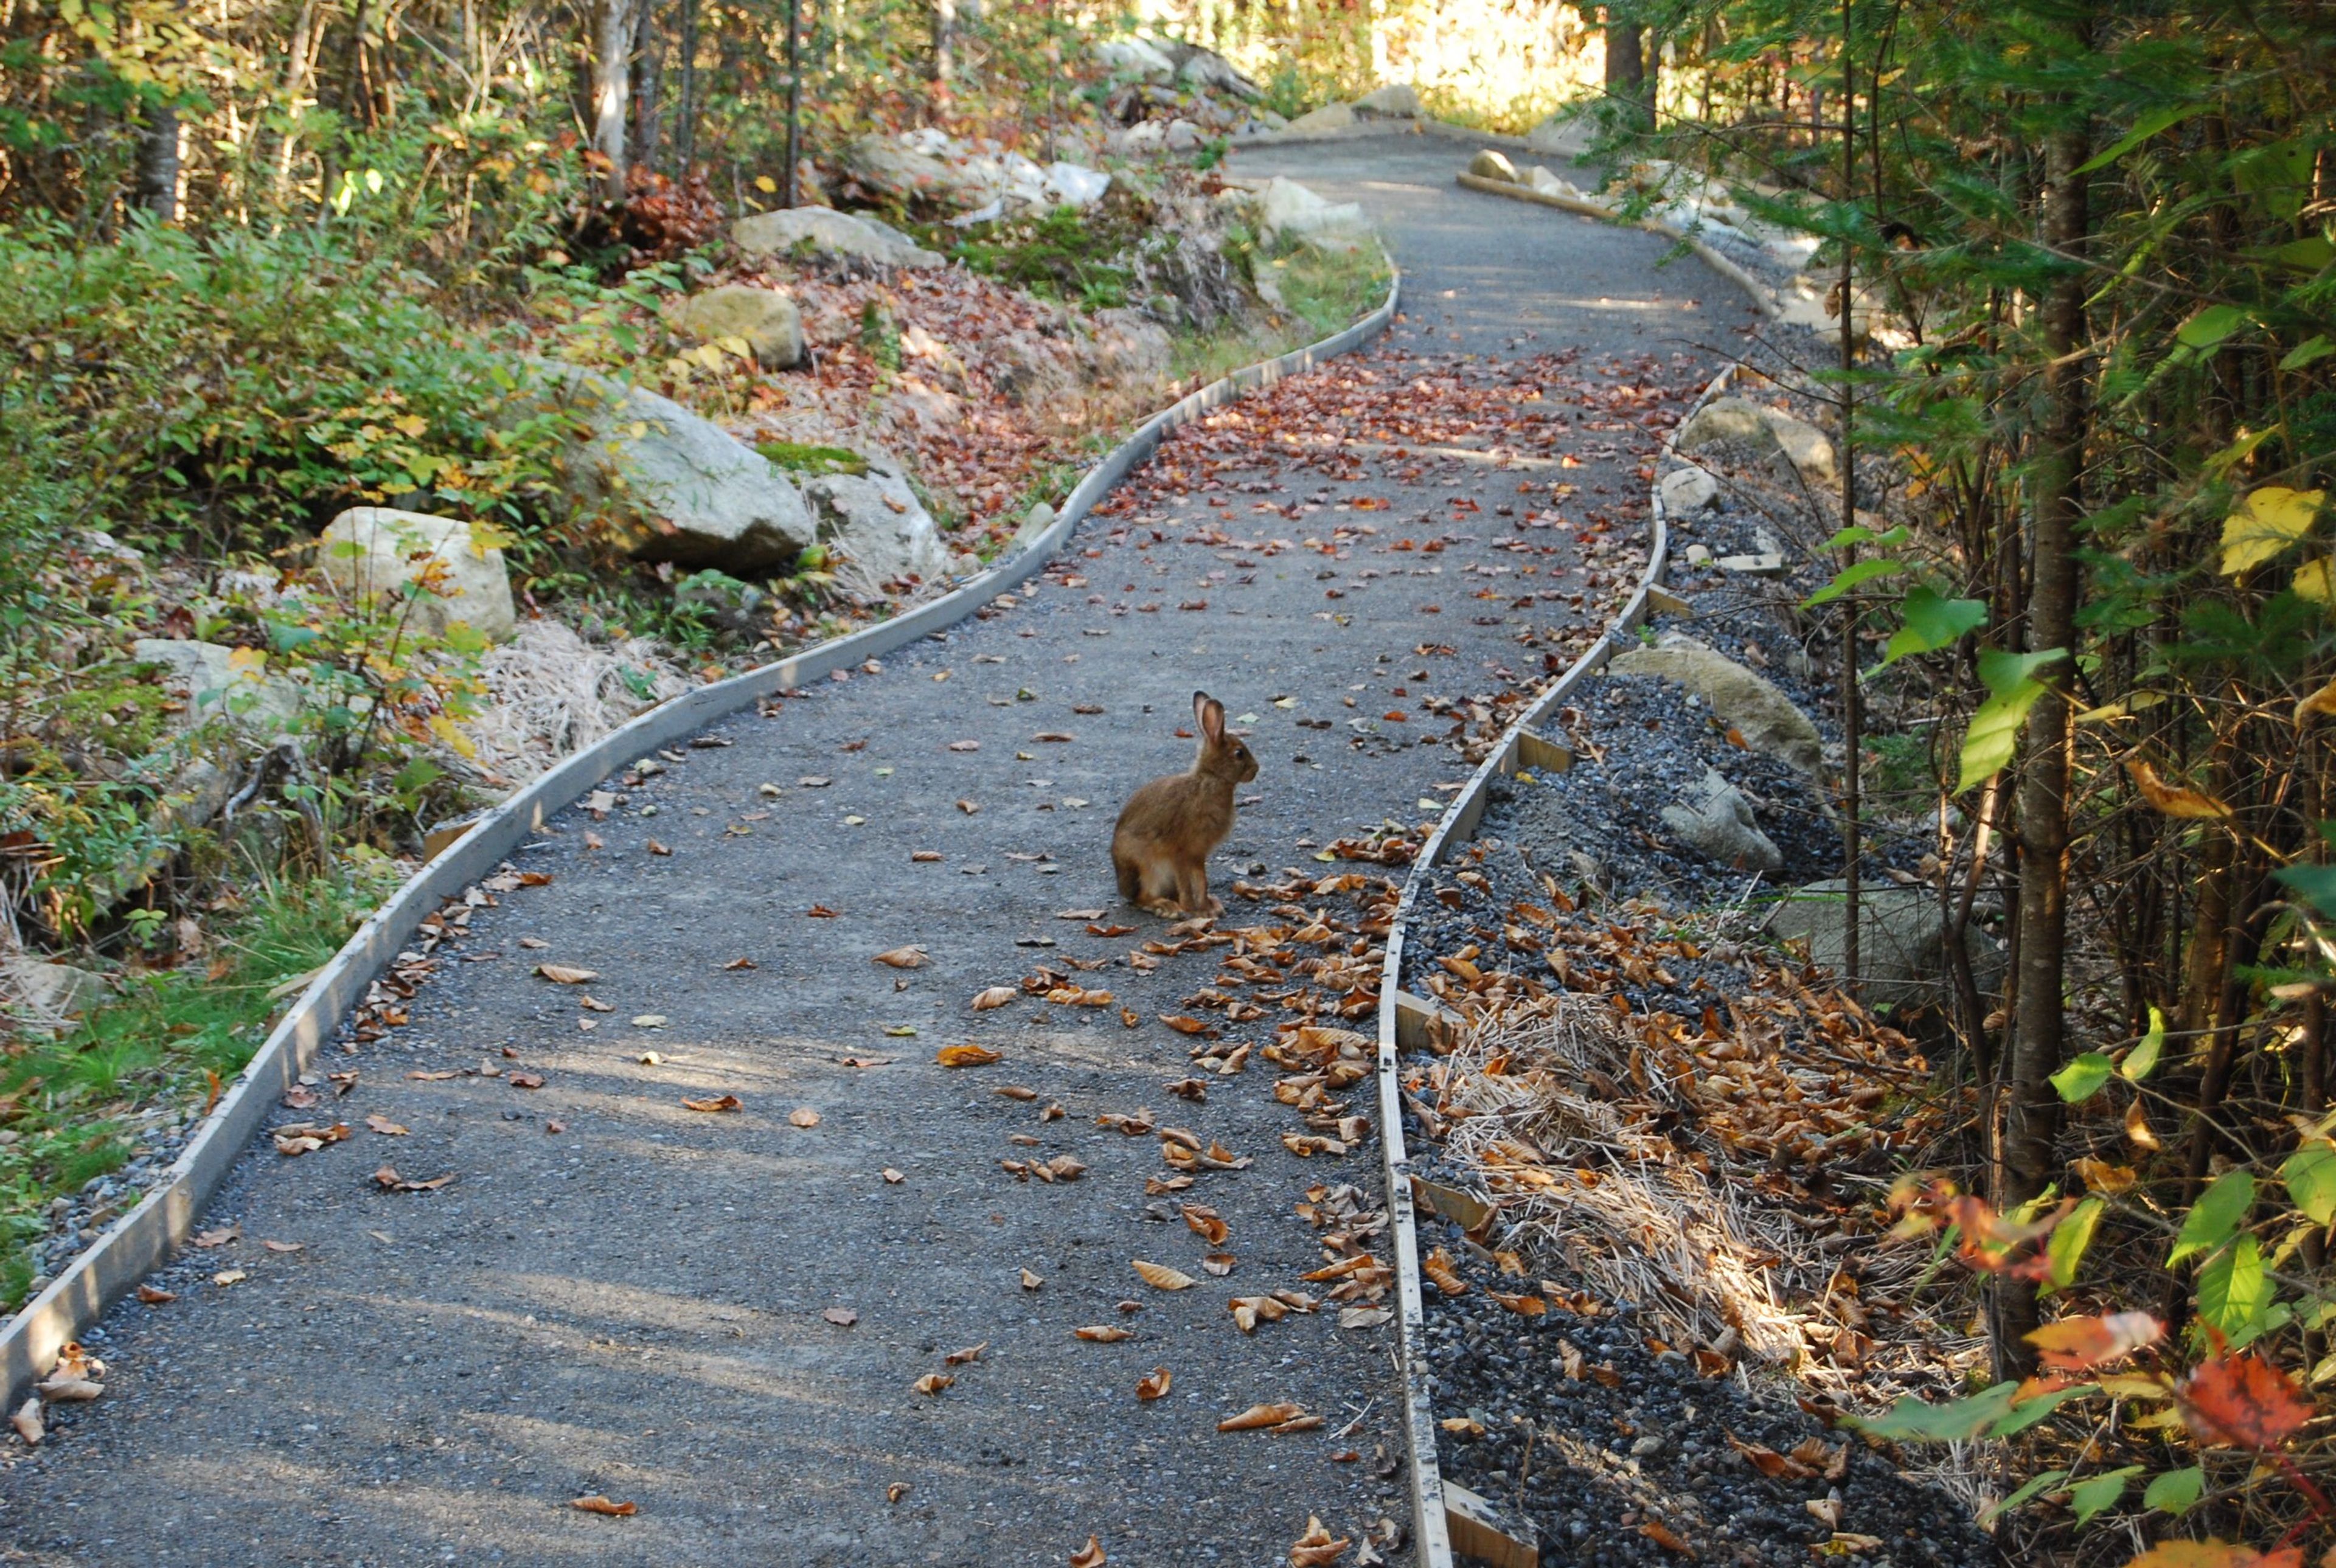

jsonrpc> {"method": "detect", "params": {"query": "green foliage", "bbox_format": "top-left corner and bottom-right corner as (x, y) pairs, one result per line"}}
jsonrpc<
(756, 441), (870, 477)
(0, 858), (400, 1309)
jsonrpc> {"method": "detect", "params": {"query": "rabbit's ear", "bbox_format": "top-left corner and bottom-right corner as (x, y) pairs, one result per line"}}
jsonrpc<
(1198, 695), (1225, 743)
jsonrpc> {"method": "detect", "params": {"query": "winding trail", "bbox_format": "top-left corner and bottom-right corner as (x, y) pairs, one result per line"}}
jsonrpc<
(0, 136), (1753, 1566)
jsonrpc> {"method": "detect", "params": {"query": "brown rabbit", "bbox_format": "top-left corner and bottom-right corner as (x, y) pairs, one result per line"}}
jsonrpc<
(1111, 692), (1258, 917)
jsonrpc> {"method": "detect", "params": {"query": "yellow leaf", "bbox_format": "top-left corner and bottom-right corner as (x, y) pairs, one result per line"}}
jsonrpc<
(2298, 676), (2336, 725)
(1132, 1259), (1196, 1291)
(2296, 558), (2333, 603)
(392, 414), (428, 439)
(717, 335), (754, 361)
(429, 714), (478, 760)
(226, 647), (267, 677)
(2218, 486), (2324, 575)
(2075, 690), (2165, 724)
(755, 175), (778, 193)
(2127, 758), (2233, 820)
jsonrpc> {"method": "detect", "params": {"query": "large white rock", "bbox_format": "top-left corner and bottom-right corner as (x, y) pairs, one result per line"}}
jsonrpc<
(1352, 83), (1421, 118)
(1675, 395), (1838, 489)
(1661, 768), (1782, 873)
(802, 460), (951, 587)
(667, 284), (804, 367)
(732, 206), (941, 269)
(1093, 36), (1176, 78)
(318, 508), (518, 642)
(1766, 878), (2007, 1007)
(1658, 467), (1720, 515)
(133, 639), (306, 732)
(1608, 633), (1824, 774)
(1525, 113), (1586, 157)
(1468, 148), (1520, 182)
(1283, 102), (1357, 134)
(1169, 43), (1262, 100)
(1258, 176), (1372, 252)
(554, 371), (816, 574)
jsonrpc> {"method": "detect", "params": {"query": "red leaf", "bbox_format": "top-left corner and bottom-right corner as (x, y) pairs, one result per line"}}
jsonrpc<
(2025, 1311), (2164, 1372)
(2180, 1352), (2315, 1450)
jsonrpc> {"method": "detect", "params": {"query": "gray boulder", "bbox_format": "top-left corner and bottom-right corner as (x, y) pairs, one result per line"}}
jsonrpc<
(1352, 83), (1421, 118)
(839, 133), (993, 213)
(1166, 43), (1262, 100)
(801, 459), (951, 586)
(133, 639), (305, 734)
(1283, 102), (1357, 134)
(1526, 113), (1587, 158)
(1258, 176), (1372, 252)
(552, 370), (816, 574)
(319, 508), (518, 642)
(1468, 148), (1520, 182)
(1608, 633), (1824, 774)
(1658, 466), (1720, 515)
(1661, 768), (1782, 873)
(668, 283), (805, 367)
(1083, 308), (1172, 390)
(1675, 395), (1838, 490)
(1765, 878), (2007, 1008)
(732, 206), (941, 269)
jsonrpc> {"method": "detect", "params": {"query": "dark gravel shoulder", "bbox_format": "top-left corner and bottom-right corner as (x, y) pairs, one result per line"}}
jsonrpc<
(0, 136), (1752, 1568)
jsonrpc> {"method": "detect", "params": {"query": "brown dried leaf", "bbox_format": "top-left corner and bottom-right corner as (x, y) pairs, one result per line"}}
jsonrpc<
(1218, 1403), (1307, 1431)
(136, 1285), (176, 1305)
(972, 986), (1018, 1010)
(1074, 1325), (1133, 1342)
(1182, 1205), (1229, 1246)
(535, 964), (597, 984)
(372, 1166), (456, 1192)
(875, 946), (930, 969)
(823, 1306), (858, 1327)
(1132, 1260), (1197, 1291)
(682, 1094), (743, 1112)
(1021, 1268), (1045, 1290)
(912, 1373), (953, 1396)
(366, 1114), (409, 1136)
(1135, 1367), (1172, 1401)
(945, 1342), (989, 1365)
(1070, 1537), (1107, 1568)
(1288, 1516), (1350, 1567)
(788, 1107), (822, 1128)
(1637, 1520), (1693, 1555)
(937, 1044), (1002, 1067)
(571, 1495), (637, 1517)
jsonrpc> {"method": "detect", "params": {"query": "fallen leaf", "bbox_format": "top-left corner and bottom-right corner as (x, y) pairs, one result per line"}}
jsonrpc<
(631, 1015), (665, 1029)
(1338, 1307), (1392, 1330)
(996, 1085), (1039, 1100)
(260, 1239), (304, 1254)
(1183, 1204), (1229, 1245)
(192, 1224), (239, 1247)
(912, 850), (944, 862)
(937, 1044), (1002, 1067)
(683, 1095), (743, 1112)
(1159, 1014), (1210, 1035)
(535, 964), (597, 984)
(1218, 1402), (1306, 1431)
(2183, 1351), (2315, 1449)
(1489, 1291), (1547, 1317)
(972, 986), (1018, 1010)
(1070, 1538), (1107, 1568)
(1289, 1516), (1350, 1566)
(875, 946), (930, 968)
(579, 996), (614, 1013)
(2026, 1311), (2164, 1372)
(366, 1114), (409, 1136)
(647, 839), (672, 855)
(372, 1166), (456, 1192)
(509, 1072), (546, 1089)
(788, 1107), (822, 1128)
(823, 1306), (859, 1327)
(213, 1269), (248, 1286)
(807, 904), (841, 918)
(1075, 1325), (1133, 1342)
(572, 1494), (637, 1517)
(11, 1398), (42, 1445)
(721, 956), (757, 970)
(945, 1342), (989, 1365)
(913, 1373), (953, 1396)
(1135, 1367), (1173, 1401)
(36, 1377), (101, 1401)
(887, 1481), (911, 1504)
(1057, 907), (1107, 921)
(1132, 1260), (1198, 1291)
(1203, 1252), (1236, 1276)
(1420, 1247), (1469, 1296)
(136, 1285), (176, 1305)
(1023, 1268), (1045, 1290)
(1638, 1520), (1693, 1555)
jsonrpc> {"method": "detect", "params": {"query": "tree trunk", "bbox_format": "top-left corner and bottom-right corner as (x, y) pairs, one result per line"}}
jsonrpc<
(593, 0), (645, 201)
(633, 0), (662, 176)
(133, 101), (181, 222)
(782, 0), (802, 207)
(677, 0), (698, 173)
(1605, 12), (1646, 124)
(931, 0), (955, 97)
(1992, 106), (2092, 1381)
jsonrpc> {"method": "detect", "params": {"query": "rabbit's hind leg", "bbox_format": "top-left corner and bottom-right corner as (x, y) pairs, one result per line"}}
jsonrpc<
(1174, 861), (1221, 918)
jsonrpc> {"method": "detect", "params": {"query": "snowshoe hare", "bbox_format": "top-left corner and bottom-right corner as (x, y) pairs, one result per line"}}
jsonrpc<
(1111, 691), (1257, 917)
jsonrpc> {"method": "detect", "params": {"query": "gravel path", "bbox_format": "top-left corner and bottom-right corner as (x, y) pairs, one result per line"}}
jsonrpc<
(0, 138), (1752, 1566)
